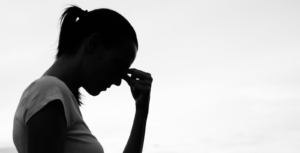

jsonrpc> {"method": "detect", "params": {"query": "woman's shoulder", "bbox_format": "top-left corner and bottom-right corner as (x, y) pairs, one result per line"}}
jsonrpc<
(26, 76), (71, 97)
(35, 76), (66, 89)
(20, 76), (75, 127)
(20, 76), (70, 107)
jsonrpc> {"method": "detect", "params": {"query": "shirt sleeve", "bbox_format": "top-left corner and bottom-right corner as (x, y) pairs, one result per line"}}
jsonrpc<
(23, 84), (73, 129)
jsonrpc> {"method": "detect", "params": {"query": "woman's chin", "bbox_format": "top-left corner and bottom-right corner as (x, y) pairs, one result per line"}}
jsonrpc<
(88, 87), (106, 96)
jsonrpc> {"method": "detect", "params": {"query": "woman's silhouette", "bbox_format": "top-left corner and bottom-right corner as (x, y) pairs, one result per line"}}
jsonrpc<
(13, 5), (152, 153)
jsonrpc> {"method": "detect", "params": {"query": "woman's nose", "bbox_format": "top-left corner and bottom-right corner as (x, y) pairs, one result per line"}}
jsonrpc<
(112, 75), (122, 86)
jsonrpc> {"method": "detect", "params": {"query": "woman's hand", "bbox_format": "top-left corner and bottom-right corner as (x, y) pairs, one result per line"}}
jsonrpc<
(122, 68), (153, 112)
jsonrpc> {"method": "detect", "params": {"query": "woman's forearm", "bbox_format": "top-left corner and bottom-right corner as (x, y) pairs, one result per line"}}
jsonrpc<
(123, 110), (148, 153)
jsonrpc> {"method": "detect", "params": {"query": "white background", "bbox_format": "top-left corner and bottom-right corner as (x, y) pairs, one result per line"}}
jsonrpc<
(0, 0), (300, 153)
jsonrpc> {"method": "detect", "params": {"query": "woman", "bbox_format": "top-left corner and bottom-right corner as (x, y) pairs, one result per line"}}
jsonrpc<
(13, 5), (153, 153)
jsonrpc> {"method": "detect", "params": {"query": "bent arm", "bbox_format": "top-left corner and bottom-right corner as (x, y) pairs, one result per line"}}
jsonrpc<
(122, 68), (152, 153)
(26, 100), (67, 153)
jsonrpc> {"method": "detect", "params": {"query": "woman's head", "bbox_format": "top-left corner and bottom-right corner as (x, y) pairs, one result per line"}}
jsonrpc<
(56, 5), (138, 103)
(57, 5), (138, 58)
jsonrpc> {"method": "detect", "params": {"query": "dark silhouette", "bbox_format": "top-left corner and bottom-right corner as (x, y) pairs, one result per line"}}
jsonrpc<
(13, 5), (152, 153)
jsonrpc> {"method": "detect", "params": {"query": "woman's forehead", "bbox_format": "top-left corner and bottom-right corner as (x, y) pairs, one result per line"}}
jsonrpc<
(113, 41), (137, 62)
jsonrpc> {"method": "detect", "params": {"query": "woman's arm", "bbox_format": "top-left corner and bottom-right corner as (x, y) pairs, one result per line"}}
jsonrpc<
(123, 109), (148, 153)
(123, 68), (152, 153)
(26, 100), (67, 153)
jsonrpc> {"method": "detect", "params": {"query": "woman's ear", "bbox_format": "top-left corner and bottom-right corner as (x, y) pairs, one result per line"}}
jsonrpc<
(87, 33), (103, 54)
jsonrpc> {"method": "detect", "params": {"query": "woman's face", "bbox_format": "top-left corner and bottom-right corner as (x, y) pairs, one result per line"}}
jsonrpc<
(81, 40), (137, 96)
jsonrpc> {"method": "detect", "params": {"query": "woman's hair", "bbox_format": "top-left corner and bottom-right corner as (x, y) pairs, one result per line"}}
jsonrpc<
(56, 5), (138, 106)
(57, 5), (138, 59)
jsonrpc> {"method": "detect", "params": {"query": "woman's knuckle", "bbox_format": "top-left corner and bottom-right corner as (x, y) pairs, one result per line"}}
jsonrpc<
(149, 77), (153, 82)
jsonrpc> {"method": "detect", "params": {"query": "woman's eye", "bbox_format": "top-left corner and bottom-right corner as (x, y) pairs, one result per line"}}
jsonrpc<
(118, 65), (126, 70)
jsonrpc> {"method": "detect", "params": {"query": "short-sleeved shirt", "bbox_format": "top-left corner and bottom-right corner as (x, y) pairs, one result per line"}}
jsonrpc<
(13, 76), (104, 153)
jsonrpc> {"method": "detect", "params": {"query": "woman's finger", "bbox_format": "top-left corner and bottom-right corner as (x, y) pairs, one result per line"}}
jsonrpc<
(128, 68), (151, 76)
(127, 68), (150, 74)
(127, 68), (137, 74)
(122, 73), (131, 85)
(134, 84), (150, 93)
(130, 80), (151, 87)
(127, 68), (152, 81)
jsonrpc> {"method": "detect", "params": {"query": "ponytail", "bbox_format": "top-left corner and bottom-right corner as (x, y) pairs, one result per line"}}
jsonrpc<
(57, 5), (87, 58)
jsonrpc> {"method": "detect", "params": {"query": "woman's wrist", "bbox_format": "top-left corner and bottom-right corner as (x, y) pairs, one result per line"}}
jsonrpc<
(136, 109), (149, 116)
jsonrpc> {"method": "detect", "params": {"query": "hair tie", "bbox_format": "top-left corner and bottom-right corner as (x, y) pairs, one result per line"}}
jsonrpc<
(78, 9), (88, 21)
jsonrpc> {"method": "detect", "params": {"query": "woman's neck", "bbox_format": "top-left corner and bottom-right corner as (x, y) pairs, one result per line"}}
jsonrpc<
(42, 56), (83, 105)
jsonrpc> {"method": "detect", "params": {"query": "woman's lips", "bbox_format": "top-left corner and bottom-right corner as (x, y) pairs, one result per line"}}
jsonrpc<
(106, 83), (111, 89)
